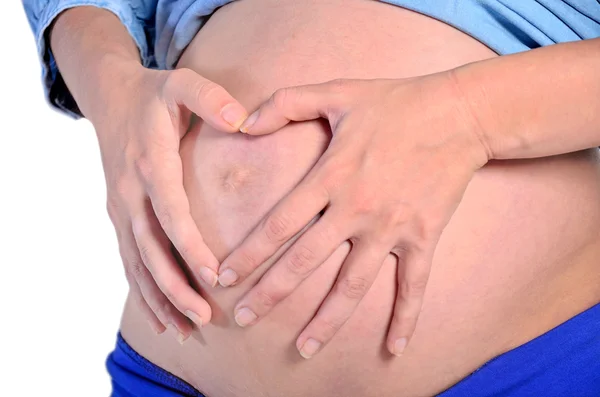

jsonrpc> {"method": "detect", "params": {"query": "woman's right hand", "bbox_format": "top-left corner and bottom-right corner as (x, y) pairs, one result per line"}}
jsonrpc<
(90, 60), (248, 341)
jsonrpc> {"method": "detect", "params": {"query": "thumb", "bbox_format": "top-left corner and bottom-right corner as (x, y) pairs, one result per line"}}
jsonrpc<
(240, 79), (351, 135)
(164, 68), (248, 132)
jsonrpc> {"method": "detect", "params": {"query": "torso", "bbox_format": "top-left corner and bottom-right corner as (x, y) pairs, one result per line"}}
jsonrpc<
(120, 1), (600, 396)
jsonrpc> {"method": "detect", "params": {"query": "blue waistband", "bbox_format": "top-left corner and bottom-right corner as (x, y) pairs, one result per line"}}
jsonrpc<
(438, 301), (600, 396)
(107, 302), (600, 397)
(107, 333), (205, 397)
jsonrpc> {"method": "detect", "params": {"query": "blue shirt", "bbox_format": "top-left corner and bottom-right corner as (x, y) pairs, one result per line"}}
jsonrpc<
(23, 0), (600, 118)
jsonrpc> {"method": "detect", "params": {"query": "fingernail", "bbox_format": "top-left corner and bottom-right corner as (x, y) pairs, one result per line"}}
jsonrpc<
(239, 110), (259, 133)
(234, 307), (257, 327)
(221, 103), (248, 129)
(299, 338), (322, 359)
(185, 310), (203, 327)
(168, 324), (188, 345)
(199, 267), (218, 287)
(393, 337), (407, 356)
(150, 321), (167, 335)
(218, 268), (239, 287)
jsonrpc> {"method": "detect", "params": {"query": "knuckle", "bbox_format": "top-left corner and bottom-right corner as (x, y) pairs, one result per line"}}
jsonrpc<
(386, 207), (412, 228)
(329, 78), (351, 94)
(318, 157), (354, 191)
(271, 87), (293, 111)
(173, 237), (193, 260)
(130, 216), (148, 240)
(346, 189), (380, 218)
(285, 245), (316, 276)
(106, 200), (118, 223)
(153, 298), (173, 323)
(254, 289), (276, 309)
(113, 175), (132, 198)
(262, 213), (292, 244)
(106, 202), (127, 230)
(121, 140), (137, 163)
(133, 291), (147, 309)
(161, 282), (178, 304)
(133, 156), (153, 183)
(350, 195), (377, 216)
(372, 210), (410, 241)
(367, 208), (413, 243)
(392, 312), (414, 329)
(316, 315), (345, 335)
(391, 245), (410, 264)
(137, 243), (152, 267)
(128, 258), (146, 279)
(163, 68), (186, 92)
(337, 276), (370, 300)
(165, 101), (179, 125)
(393, 307), (421, 329)
(411, 220), (437, 247)
(194, 80), (222, 103)
(154, 205), (174, 231)
(302, 175), (332, 205)
(401, 277), (429, 299)
(386, 209), (432, 244)
(157, 275), (180, 304)
(314, 222), (337, 245)
(238, 249), (260, 272)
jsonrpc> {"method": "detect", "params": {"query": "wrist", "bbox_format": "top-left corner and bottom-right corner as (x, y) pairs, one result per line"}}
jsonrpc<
(50, 6), (140, 63)
(84, 56), (147, 125)
(49, 6), (143, 121)
(444, 67), (494, 166)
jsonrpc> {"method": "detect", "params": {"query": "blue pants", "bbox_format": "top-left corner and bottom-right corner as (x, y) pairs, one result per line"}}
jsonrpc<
(107, 302), (600, 397)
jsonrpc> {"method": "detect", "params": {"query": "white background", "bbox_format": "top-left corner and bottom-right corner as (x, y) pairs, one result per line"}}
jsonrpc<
(1, 3), (126, 395)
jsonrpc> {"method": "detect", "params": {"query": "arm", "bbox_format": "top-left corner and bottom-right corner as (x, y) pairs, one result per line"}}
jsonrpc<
(215, 38), (600, 358)
(24, 2), (249, 340)
(22, 0), (158, 118)
(49, 6), (144, 121)
(454, 38), (600, 159)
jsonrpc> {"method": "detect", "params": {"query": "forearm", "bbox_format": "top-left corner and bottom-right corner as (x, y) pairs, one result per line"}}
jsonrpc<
(454, 38), (600, 160)
(49, 6), (142, 122)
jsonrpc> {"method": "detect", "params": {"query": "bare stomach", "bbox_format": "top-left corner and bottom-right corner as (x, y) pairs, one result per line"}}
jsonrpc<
(119, 0), (600, 396)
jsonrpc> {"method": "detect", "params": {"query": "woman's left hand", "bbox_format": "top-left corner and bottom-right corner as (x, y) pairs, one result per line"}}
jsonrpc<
(217, 73), (491, 357)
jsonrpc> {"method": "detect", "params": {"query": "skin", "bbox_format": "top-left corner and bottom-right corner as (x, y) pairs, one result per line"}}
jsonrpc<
(50, 6), (250, 340)
(219, 38), (600, 356)
(217, 75), (484, 357)
(119, 3), (600, 390)
(50, 1), (600, 365)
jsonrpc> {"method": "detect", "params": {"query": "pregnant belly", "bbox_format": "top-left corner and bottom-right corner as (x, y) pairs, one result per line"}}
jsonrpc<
(119, 1), (600, 396)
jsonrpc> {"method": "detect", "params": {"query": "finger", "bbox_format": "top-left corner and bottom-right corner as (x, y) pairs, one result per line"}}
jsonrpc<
(121, 229), (193, 343)
(138, 151), (220, 288)
(164, 68), (248, 131)
(295, 240), (389, 359)
(124, 270), (166, 335)
(239, 79), (353, 135)
(131, 205), (212, 328)
(218, 177), (330, 288)
(387, 244), (435, 356)
(231, 210), (348, 327)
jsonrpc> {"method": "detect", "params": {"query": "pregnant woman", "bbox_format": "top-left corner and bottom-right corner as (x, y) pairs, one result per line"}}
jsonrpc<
(24, 0), (600, 396)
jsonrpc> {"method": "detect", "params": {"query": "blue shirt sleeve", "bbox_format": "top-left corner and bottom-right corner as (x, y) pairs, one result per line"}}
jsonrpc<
(22, 0), (158, 118)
